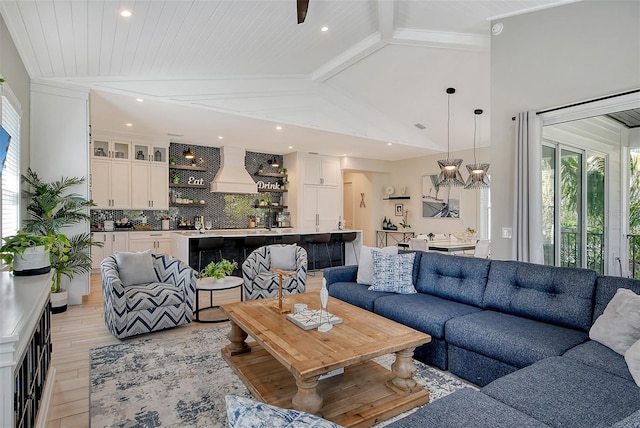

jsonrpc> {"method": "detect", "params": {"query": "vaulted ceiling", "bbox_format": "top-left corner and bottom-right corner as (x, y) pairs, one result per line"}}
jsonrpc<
(0, 0), (578, 160)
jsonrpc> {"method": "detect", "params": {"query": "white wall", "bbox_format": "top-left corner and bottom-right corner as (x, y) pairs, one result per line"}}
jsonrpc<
(490, 0), (640, 260)
(343, 171), (376, 247)
(30, 81), (90, 304)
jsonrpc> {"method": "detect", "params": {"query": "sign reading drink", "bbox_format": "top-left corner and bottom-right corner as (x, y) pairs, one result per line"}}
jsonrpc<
(256, 180), (281, 190)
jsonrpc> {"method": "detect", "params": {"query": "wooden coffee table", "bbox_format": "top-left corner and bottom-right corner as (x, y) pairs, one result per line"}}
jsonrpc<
(220, 293), (431, 427)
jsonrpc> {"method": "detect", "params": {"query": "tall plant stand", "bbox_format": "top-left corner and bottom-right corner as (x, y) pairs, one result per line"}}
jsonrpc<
(271, 268), (293, 314)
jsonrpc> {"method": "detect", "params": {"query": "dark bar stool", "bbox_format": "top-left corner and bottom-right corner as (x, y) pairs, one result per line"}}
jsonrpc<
(331, 232), (358, 266)
(243, 235), (267, 260)
(305, 233), (332, 272)
(196, 237), (225, 272)
(278, 234), (300, 245)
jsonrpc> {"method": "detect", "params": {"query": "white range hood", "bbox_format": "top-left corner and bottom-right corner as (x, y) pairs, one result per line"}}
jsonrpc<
(210, 146), (257, 194)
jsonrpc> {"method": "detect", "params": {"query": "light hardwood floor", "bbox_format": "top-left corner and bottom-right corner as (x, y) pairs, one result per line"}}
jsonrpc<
(47, 272), (323, 428)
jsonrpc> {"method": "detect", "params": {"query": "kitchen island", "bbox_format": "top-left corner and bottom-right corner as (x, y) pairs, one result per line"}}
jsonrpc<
(171, 229), (362, 272)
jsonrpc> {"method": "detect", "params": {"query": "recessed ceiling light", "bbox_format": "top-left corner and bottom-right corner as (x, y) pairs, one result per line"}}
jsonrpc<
(126, 123), (133, 127)
(218, 136), (223, 139)
(120, 10), (132, 17)
(136, 98), (144, 102)
(275, 126), (283, 130)
(387, 142), (392, 146)
(288, 146), (293, 149)
(321, 26), (329, 32)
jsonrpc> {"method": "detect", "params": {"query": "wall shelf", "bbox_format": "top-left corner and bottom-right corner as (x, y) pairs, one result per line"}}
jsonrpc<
(169, 165), (208, 172)
(170, 202), (208, 207)
(257, 171), (287, 178)
(383, 196), (410, 200)
(255, 205), (288, 209)
(170, 183), (207, 189)
(258, 188), (287, 193)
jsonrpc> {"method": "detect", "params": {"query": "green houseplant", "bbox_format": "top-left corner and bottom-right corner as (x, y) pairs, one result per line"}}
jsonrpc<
(0, 230), (54, 275)
(21, 168), (102, 312)
(200, 259), (237, 281)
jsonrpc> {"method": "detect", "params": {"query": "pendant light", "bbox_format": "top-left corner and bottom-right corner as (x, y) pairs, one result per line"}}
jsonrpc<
(183, 148), (195, 160)
(464, 109), (490, 189)
(437, 88), (465, 187)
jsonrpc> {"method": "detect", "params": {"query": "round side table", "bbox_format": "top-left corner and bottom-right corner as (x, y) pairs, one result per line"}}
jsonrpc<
(194, 276), (243, 323)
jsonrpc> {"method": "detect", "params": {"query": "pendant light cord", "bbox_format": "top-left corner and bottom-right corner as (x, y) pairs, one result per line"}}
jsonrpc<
(473, 113), (477, 165)
(447, 93), (451, 159)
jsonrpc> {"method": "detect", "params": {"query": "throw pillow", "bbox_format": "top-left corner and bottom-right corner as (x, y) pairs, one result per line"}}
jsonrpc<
(625, 339), (640, 387)
(356, 245), (398, 285)
(589, 288), (640, 355)
(225, 395), (341, 428)
(368, 251), (417, 294)
(114, 250), (157, 287)
(270, 245), (297, 271)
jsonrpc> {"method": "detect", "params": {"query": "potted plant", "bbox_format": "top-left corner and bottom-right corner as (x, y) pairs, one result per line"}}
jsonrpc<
(21, 168), (102, 313)
(169, 156), (177, 165)
(199, 259), (237, 283)
(0, 230), (54, 275)
(171, 172), (180, 183)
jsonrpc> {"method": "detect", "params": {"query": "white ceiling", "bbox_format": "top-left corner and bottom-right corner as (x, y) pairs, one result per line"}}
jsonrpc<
(1, 0), (579, 161)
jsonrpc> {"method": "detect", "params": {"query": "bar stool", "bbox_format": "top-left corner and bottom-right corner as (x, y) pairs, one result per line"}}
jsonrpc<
(196, 237), (225, 272)
(331, 232), (358, 266)
(243, 236), (267, 260)
(305, 233), (332, 272)
(278, 234), (300, 245)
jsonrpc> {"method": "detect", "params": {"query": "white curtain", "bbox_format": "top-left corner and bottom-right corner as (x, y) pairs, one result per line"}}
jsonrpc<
(513, 111), (544, 264)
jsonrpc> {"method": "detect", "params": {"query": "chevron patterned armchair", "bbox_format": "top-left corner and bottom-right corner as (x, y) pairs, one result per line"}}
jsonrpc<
(242, 245), (307, 301)
(101, 252), (197, 339)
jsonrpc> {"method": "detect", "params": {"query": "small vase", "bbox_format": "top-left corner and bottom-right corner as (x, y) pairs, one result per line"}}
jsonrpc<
(215, 277), (225, 283)
(161, 219), (170, 230)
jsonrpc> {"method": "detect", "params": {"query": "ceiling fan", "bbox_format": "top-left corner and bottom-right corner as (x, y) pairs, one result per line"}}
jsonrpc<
(297, 0), (309, 24)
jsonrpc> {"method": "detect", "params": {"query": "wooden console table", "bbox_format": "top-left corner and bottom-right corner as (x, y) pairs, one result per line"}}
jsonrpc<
(376, 230), (415, 248)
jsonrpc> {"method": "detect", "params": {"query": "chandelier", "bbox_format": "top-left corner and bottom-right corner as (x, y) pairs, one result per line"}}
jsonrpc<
(436, 88), (465, 187)
(464, 109), (490, 189)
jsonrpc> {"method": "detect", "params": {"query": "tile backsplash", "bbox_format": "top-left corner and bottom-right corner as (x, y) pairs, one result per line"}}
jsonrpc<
(91, 143), (285, 230)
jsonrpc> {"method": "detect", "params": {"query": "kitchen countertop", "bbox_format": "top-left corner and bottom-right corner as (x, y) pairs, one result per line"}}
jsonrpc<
(175, 228), (360, 238)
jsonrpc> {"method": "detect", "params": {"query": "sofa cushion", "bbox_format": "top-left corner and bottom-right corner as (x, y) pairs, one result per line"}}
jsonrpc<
(368, 251), (417, 294)
(114, 250), (157, 286)
(482, 356), (640, 428)
(374, 293), (482, 339)
(483, 260), (597, 331)
(446, 311), (588, 368)
(593, 276), (640, 322)
(385, 388), (550, 428)
(328, 281), (392, 312)
(269, 244), (297, 271)
(225, 395), (340, 428)
(625, 339), (640, 387)
(415, 252), (490, 307)
(356, 245), (397, 285)
(125, 282), (183, 311)
(613, 408), (640, 427)
(590, 288), (640, 354)
(563, 340), (633, 382)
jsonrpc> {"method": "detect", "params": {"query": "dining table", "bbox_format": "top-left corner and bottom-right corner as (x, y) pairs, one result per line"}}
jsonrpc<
(425, 240), (476, 253)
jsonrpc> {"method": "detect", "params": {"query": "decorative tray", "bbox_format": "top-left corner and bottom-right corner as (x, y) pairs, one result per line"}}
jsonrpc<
(286, 309), (343, 330)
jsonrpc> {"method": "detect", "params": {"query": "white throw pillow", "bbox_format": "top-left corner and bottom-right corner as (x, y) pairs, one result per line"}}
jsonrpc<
(625, 339), (640, 387)
(368, 251), (417, 294)
(269, 245), (297, 271)
(114, 250), (157, 287)
(356, 245), (398, 285)
(589, 288), (640, 355)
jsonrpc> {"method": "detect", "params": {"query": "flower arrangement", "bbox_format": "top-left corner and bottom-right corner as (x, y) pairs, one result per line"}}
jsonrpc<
(200, 259), (238, 280)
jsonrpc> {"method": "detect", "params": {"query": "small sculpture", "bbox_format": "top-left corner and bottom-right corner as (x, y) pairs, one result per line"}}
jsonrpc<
(318, 279), (332, 332)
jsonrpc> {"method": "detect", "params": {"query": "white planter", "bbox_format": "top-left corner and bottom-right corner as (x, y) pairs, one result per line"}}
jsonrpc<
(13, 245), (51, 276)
(51, 289), (68, 314)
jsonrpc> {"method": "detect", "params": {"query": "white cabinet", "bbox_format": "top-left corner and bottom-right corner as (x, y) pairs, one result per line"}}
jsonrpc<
(302, 185), (341, 230)
(131, 162), (169, 209)
(91, 232), (129, 269)
(128, 232), (172, 254)
(132, 143), (167, 163)
(92, 139), (131, 160)
(303, 155), (340, 186)
(91, 157), (131, 208)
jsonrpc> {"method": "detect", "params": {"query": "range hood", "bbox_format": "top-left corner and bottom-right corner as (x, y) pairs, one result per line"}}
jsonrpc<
(210, 146), (258, 194)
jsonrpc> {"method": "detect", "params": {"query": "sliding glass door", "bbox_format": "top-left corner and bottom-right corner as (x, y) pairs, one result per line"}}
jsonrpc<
(542, 143), (607, 273)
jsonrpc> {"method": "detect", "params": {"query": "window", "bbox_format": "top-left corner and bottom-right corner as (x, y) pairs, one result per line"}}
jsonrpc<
(2, 88), (21, 239)
(479, 179), (491, 240)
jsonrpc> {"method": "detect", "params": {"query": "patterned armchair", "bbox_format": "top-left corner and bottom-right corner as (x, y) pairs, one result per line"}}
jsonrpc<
(242, 245), (307, 301)
(101, 253), (197, 339)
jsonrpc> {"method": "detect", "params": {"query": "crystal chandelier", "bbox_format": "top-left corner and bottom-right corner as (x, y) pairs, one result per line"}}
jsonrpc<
(464, 109), (490, 189)
(437, 88), (465, 187)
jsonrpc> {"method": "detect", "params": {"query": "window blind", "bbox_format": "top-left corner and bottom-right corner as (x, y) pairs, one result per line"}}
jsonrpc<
(2, 95), (21, 238)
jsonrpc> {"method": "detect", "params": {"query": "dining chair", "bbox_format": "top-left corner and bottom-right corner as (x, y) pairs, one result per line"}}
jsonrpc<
(473, 240), (491, 258)
(409, 238), (429, 251)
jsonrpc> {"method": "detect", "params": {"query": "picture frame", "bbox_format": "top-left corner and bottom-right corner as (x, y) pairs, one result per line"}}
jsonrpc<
(421, 175), (460, 218)
(395, 203), (404, 217)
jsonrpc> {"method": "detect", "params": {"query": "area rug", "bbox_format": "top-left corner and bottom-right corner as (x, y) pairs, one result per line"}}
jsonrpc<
(90, 326), (474, 428)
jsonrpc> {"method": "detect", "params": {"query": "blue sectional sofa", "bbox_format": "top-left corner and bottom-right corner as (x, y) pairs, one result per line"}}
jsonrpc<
(323, 251), (640, 427)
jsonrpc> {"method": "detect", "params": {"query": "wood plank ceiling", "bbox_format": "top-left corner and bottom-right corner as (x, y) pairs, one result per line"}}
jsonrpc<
(0, 0), (579, 160)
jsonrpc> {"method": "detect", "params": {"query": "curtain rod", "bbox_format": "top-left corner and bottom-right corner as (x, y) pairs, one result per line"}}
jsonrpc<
(511, 88), (640, 120)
